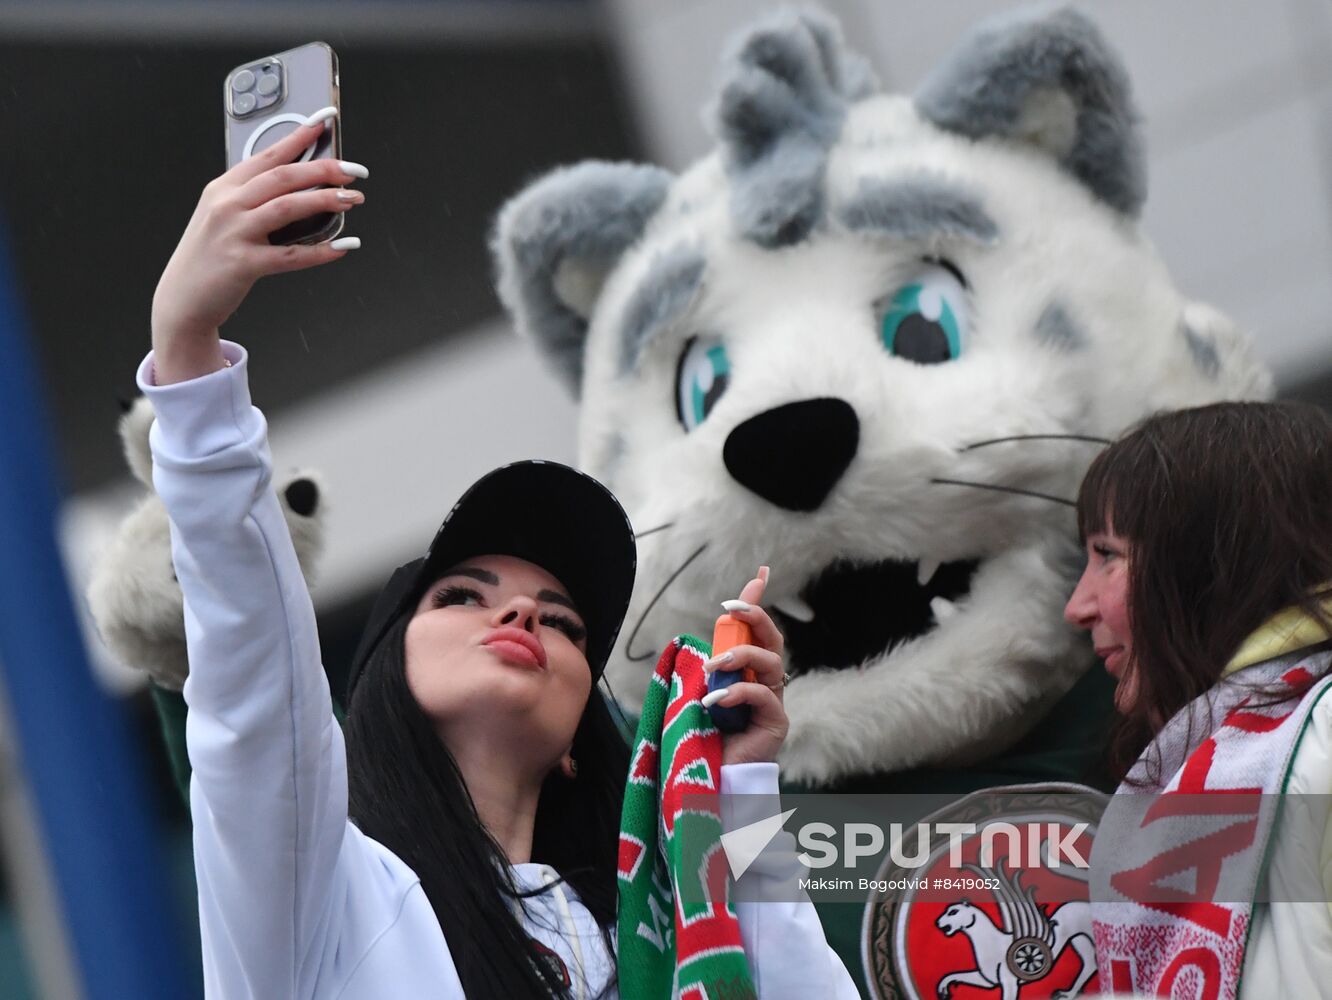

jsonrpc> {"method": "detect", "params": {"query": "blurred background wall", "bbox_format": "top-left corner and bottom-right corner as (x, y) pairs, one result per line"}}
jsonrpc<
(1, 0), (1330, 995)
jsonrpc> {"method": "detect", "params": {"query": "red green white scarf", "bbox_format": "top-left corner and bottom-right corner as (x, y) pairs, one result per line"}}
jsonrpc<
(1091, 649), (1332, 999)
(617, 635), (757, 1000)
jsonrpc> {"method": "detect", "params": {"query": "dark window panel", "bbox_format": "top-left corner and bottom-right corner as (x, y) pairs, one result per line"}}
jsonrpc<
(0, 40), (641, 492)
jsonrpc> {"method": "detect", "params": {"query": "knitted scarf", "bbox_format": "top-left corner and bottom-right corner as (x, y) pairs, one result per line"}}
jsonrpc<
(617, 635), (757, 1000)
(1091, 650), (1332, 999)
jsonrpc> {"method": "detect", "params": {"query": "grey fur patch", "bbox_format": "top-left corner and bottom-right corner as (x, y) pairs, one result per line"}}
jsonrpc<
(1181, 319), (1220, 379)
(840, 176), (998, 246)
(598, 432), (628, 489)
(712, 7), (877, 248)
(1035, 301), (1086, 351)
(619, 246), (707, 374)
(914, 6), (1145, 217)
(492, 161), (674, 397)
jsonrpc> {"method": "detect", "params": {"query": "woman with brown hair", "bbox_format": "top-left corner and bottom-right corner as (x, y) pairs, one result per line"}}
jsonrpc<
(1064, 400), (1332, 1000)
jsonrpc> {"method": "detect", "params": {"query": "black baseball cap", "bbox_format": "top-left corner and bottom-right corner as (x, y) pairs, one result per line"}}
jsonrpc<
(347, 460), (636, 699)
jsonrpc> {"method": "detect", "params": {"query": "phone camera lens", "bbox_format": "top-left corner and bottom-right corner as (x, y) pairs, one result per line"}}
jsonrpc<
(231, 69), (256, 93)
(233, 92), (257, 115)
(256, 72), (280, 97)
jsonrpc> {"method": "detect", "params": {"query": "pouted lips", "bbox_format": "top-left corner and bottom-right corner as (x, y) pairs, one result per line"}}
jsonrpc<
(482, 627), (547, 669)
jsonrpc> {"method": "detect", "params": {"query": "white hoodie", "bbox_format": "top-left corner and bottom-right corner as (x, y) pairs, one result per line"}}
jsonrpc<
(138, 342), (858, 1000)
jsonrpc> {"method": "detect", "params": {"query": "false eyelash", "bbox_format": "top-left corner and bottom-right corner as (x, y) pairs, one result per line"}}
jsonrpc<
(432, 584), (484, 608)
(541, 613), (587, 644)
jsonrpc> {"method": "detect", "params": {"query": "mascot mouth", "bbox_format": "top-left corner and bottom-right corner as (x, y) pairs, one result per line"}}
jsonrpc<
(772, 557), (979, 676)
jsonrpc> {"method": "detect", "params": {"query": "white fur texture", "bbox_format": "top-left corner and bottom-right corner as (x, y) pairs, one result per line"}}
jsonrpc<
(86, 398), (327, 691)
(501, 14), (1272, 786)
(591, 97), (1268, 784)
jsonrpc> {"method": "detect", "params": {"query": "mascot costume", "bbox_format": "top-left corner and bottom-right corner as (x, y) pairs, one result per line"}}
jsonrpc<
(491, 5), (1269, 996)
(89, 6), (1273, 998)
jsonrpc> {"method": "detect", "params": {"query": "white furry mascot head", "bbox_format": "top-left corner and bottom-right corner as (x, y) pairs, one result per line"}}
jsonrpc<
(86, 396), (326, 691)
(492, 6), (1270, 786)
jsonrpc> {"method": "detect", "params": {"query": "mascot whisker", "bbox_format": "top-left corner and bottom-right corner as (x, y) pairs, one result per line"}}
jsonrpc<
(492, 5), (1272, 993)
(491, 5), (1270, 790)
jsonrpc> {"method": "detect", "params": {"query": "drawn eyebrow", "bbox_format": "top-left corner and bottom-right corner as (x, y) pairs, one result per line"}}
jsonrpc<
(446, 566), (500, 585)
(537, 589), (581, 615)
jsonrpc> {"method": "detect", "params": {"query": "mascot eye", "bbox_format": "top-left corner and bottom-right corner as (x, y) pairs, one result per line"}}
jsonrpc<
(877, 262), (970, 364)
(675, 337), (731, 431)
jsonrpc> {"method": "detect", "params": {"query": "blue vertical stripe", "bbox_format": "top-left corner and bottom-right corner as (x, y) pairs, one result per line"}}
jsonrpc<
(0, 216), (189, 998)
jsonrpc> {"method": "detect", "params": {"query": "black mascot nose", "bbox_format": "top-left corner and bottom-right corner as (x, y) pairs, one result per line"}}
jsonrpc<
(722, 398), (859, 512)
(284, 478), (320, 517)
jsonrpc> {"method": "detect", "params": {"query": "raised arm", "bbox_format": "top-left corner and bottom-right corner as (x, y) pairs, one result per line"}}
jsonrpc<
(144, 115), (366, 998)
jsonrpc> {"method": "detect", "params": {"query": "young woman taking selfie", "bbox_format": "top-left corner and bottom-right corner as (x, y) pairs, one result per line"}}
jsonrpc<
(144, 111), (855, 998)
(1064, 400), (1332, 999)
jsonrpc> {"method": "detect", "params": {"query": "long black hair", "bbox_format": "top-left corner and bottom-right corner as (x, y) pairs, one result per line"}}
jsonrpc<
(344, 614), (630, 998)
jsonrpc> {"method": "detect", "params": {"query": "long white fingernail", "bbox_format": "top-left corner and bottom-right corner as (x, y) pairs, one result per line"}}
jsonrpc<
(722, 599), (752, 614)
(305, 106), (338, 127)
(701, 688), (730, 708)
(703, 651), (734, 673)
(330, 236), (361, 251)
(339, 160), (369, 179)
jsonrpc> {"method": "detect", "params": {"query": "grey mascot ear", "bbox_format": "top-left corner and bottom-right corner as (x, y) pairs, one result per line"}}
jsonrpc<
(915, 6), (1145, 217)
(492, 161), (674, 397)
(711, 6), (878, 248)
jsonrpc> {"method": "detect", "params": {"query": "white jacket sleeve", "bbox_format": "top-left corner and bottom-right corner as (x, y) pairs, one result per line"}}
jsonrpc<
(1238, 689), (1332, 999)
(139, 344), (348, 998)
(720, 763), (859, 999)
